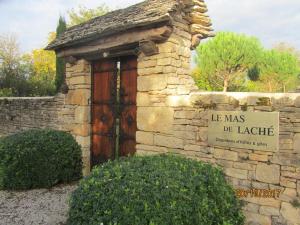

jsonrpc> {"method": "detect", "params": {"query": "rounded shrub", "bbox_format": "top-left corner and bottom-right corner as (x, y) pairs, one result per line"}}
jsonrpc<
(0, 129), (82, 190)
(67, 154), (244, 225)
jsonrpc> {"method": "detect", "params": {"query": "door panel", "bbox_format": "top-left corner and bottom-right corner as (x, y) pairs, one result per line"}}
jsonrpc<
(91, 56), (137, 167)
(91, 59), (117, 166)
(119, 56), (137, 157)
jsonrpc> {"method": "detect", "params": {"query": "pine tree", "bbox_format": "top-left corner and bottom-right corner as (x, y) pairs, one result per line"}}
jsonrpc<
(55, 16), (67, 92)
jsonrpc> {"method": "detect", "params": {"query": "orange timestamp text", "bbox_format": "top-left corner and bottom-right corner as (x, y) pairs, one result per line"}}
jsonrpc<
(235, 188), (282, 198)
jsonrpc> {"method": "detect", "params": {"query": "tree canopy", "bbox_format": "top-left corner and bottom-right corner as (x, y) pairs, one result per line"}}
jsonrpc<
(194, 32), (300, 92)
(68, 4), (109, 26)
(55, 16), (67, 92)
(258, 50), (300, 92)
(194, 32), (263, 92)
(0, 4), (111, 97)
(0, 34), (56, 97)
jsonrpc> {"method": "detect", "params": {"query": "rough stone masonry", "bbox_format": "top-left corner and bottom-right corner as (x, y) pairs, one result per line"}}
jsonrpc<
(0, 0), (299, 224)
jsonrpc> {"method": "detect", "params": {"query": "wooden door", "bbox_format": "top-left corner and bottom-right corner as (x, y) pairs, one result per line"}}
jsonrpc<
(92, 59), (117, 166)
(119, 56), (137, 157)
(91, 56), (137, 167)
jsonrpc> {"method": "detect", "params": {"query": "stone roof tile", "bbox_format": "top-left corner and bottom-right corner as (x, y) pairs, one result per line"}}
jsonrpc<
(46, 0), (178, 50)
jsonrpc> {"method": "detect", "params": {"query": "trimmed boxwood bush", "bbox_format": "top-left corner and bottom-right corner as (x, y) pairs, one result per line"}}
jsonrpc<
(0, 129), (82, 190)
(67, 154), (244, 225)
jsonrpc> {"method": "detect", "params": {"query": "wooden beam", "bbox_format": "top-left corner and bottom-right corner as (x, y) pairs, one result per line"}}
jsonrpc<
(57, 26), (173, 58)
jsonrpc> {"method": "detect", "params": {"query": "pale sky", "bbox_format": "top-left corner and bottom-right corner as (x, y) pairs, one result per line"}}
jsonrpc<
(0, 0), (299, 53)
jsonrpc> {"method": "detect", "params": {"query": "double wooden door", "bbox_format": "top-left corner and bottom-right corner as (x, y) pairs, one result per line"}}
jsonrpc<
(91, 56), (137, 166)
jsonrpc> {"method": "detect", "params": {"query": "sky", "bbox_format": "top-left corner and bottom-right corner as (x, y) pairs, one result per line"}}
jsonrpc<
(0, 0), (300, 53)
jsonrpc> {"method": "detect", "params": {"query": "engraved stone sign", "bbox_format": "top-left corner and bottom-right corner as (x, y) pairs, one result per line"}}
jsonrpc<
(208, 111), (279, 151)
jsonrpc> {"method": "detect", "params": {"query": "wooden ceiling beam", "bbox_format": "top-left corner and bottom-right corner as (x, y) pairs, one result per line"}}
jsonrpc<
(56, 25), (173, 58)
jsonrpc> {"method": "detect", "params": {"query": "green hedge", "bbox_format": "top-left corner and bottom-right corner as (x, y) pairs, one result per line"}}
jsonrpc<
(0, 129), (82, 190)
(67, 155), (244, 225)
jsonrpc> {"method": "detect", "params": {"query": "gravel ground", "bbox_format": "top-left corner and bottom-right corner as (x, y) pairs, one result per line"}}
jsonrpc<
(0, 183), (78, 225)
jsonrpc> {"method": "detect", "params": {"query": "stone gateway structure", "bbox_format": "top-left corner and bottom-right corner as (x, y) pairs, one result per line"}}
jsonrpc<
(0, 0), (300, 224)
(45, 0), (214, 173)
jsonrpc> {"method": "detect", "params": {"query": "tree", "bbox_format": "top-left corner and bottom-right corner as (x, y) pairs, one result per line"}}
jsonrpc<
(68, 4), (109, 26)
(195, 32), (263, 92)
(0, 34), (31, 96)
(55, 16), (67, 92)
(273, 42), (300, 63)
(258, 50), (300, 92)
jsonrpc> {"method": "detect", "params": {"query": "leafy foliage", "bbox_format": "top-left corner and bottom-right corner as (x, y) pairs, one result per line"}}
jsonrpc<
(195, 32), (263, 92)
(0, 34), (56, 96)
(258, 50), (300, 92)
(67, 155), (244, 225)
(194, 32), (300, 92)
(68, 4), (109, 26)
(0, 129), (82, 190)
(55, 16), (67, 92)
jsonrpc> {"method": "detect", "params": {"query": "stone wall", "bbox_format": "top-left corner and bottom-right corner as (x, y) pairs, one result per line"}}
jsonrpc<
(64, 59), (91, 176)
(0, 4), (299, 224)
(0, 94), (75, 137)
(134, 9), (300, 225)
(136, 91), (300, 225)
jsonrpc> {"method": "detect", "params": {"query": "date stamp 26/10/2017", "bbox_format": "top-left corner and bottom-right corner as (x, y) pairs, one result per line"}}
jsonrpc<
(235, 189), (282, 198)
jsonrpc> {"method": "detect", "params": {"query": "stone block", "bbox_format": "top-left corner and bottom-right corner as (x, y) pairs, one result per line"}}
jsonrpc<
(81, 147), (90, 158)
(137, 75), (167, 91)
(244, 197), (281, 208)
(158, 42), (177, 53)
(216, 159), (233, 168)
(224, 168), (248, 179)
(197, 127), (208, 142)
(214, 149), (238, 161)
(177, 86), (190, 95)
(154, 135), (184, 149)
(244, 211), (271, 225)
(76, 136), (91, 148)
(166, 96), (191, 107)
(280, 202), (300, 225)
(163, 66), (177, 74)
(280, 177), (297, 188)
(279, 188), (297, 202)
(259, 206), (280, 216)
(137, 107), (174, 134)
(295, 96), (300, 107)
(281, 171), (300, 179)
(249, 153), (268, 162)
(174, 110), (196, 119)
(138, 60), (157, 68)
(233, 162), (256, 171)
(72, 123), (90, 137)
(72, 60), (90, 73)
(136, 131), (154, 145)
(184, 145), (200, 151)
(157, 58), (172, 66)
(136, 144), (168, 153)
(137, 93), (151, 106)
(82, 156), (91, 177)
(75, 106), (90, 123)
(167, 76), (180, 85)
(66, 89), (90, 106)
(138, 66), (164, 75)
(69, 75), (91, 85)
(243, 203), (260, 213)
(255, 163), (280, 184)
(294, 133), (300, 152)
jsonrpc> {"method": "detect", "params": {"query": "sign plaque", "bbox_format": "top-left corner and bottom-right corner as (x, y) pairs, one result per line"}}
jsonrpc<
(208, 111), (279, 151)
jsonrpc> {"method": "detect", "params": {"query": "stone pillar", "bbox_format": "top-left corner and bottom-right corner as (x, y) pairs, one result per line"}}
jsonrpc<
(136, 13), (197, 155)
(65, 59), (91, 176)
